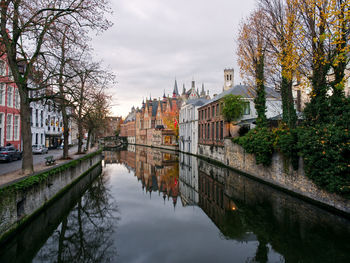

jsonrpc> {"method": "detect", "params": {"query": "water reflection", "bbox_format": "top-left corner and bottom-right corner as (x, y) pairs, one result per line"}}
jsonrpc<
(119, 146), (180, 207)
(114, 146), (350, 262)
(194, 157), (350, 263)
(33, 173), (119, 262)
(2, 146), (349, 262)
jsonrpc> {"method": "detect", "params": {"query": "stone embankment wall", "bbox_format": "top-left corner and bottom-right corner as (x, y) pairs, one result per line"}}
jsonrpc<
(198, 139), (350, 215)
(0, 150), (103, 243)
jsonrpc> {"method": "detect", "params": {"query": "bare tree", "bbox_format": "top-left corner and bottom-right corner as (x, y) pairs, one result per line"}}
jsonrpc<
(0, 0), (111, 173)
(84, 91), (111, 151)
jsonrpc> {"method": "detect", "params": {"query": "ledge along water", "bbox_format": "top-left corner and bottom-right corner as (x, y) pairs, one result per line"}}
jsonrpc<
(0, 145), (349, 262)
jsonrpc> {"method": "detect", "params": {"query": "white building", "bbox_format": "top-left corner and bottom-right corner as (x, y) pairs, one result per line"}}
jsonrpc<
(179, 98), (208, 154)
(29, 83), (72, 148)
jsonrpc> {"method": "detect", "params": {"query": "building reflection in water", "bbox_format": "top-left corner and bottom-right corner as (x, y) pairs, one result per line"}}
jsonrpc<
(118, 146), (179, 207)
(112, 147), (350, 263)
(179, 154), (199, 206)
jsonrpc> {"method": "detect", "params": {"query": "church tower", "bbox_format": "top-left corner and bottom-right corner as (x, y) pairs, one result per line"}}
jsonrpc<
(223, 68), (234, 91)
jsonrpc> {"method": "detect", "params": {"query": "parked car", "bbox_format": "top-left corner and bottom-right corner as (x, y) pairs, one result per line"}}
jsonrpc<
(0, 146), (22, 162)
(32, 144), (49, 154)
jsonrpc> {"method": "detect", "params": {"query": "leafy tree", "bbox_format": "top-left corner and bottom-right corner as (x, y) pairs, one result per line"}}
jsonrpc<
(162, 111), (179, 139)
(222, 94), (245, 122)
(237, 9), (268, 127)
(259, 0), (300, 128)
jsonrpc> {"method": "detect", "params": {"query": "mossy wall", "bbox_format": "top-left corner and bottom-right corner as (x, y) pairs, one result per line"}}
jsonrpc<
(0, 150), (102, 242)
(197, 140), (350, 216)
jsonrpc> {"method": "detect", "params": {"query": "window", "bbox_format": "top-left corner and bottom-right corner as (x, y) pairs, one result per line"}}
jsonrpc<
(14, 89), (20, 108)
(7, 86), (13, 107)
(41, 134), (43, 144)
(6, 114), (12, 140)
(216, 122), (219, 140)
(35, 109), (39, 127)
(30, 107), (33, 126)
(211, 123), (214, 140)
(216, 104), (219, 116)
(207, 124), (210, 139)
(243, 102), (250, 115)
(35, 133), (38, 144)
(0, 83), (5, 105)
(0, 60), (5, 76)
(212, 106), (215, 117)
(14, 115), (20, 140)
(41, 111), (43, 127)
(220, 121), (223, 140)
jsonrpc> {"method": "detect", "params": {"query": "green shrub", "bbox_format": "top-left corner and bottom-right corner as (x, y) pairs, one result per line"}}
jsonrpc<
(234, 127), (274, 166)
(272, 125), (299, 170)
(298, 124), (350, 198)
(222, 94), (245, 122)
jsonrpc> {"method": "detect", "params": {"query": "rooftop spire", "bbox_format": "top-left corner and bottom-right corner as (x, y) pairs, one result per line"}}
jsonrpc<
(173, 79), (179, 97)
(201, 83), (206, 96)
(182, 84), (186, 95)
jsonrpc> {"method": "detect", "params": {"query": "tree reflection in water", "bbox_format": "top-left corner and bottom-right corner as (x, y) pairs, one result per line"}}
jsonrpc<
(34, 174), (119, 263)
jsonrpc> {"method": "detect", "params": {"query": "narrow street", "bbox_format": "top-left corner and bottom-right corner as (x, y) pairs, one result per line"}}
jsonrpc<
(0, 146), (81, 176)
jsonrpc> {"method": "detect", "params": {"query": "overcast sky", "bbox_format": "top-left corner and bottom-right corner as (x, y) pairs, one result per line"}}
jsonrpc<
(92, 0), (256, 117)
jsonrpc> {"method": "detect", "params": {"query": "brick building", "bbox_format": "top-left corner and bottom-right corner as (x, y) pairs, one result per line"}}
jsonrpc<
(120, 108), (136, 143)
(134, 80), (184, 148)
(103, 116), (122, 137)
(198, 70), (282, 147)
(0, 54), (21, 149)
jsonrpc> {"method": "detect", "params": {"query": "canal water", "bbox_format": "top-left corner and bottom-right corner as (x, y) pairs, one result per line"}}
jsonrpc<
(0, 145), (350, 263)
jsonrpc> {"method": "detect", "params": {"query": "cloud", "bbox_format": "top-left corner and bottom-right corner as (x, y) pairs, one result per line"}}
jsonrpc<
(92, 0), (256, 117)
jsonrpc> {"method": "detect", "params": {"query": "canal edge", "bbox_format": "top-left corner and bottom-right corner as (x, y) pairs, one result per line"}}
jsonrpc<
(0, 149), (103, 247)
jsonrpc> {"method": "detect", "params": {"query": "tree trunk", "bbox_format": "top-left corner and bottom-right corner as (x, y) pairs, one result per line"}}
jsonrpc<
(77, 79), (85, 154)
(254, 51), (267, 128)
(19, 84), (34, 174)
(62, 107), (69, 158)
(281, 71), (297, 128)
(77, 119), (83, 154)
(58, 31), (70, 159)
(86, 129), (91, 151)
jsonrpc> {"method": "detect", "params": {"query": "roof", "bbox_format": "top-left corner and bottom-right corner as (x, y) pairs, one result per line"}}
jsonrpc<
(200, 85), (281, 107)
(152, 100), (158, 117)
(184, 98), (209, 107)
(124, 111), (136, 123)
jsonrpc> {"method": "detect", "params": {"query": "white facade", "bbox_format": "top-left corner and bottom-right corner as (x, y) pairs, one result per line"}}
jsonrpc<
(29, 84), (72, 148)
(30, 100), (46, 146)
(179, 153), (199, 206)
(179, 98), (208, 155)
(238, 97), (283, 128)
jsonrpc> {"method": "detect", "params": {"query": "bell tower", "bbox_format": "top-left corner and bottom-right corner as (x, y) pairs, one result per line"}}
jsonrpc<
(223, 69), (234, 91)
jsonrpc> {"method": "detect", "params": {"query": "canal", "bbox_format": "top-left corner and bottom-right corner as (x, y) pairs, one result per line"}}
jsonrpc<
(1, 145), (350, 262)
